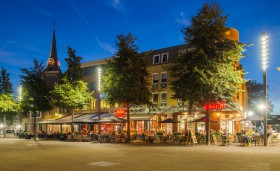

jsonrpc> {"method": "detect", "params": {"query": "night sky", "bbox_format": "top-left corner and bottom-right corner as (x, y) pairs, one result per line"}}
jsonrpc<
(0, 0), (279, 114)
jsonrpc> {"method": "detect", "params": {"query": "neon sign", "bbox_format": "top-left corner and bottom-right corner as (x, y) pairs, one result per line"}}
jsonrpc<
(114, 108), (127, 117)
(204, 102), (225, 110)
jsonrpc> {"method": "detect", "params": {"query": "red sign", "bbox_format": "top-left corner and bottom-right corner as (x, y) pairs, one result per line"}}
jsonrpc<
(114, 108), (127, 117)
(204, 102), (225, 110)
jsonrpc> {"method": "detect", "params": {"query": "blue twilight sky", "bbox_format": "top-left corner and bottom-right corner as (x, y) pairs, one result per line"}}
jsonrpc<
(0, 0), (279, 114)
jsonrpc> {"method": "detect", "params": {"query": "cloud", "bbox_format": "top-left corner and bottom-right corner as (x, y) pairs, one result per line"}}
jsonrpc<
(0, 50), (30, 67)
(111, 0), (121, 9)
(21, 0), (52, 17)
(69, 0), (116, 55)
(176, 11), (189, 26)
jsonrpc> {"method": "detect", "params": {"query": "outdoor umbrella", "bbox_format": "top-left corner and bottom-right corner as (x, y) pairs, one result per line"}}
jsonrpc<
(189, 116), (218, 123)
(158, 118), (180, 123)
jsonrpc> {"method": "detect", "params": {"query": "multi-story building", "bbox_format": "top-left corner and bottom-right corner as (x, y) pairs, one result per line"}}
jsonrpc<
(80, 28), (248, 135)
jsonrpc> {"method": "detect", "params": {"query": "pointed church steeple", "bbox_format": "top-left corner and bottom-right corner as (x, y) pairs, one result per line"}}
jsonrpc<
(44, 23), (61, 88)
(45, 22), (60, 72)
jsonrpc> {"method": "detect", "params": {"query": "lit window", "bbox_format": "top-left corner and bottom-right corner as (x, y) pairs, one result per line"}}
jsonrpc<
(161, 53), (168, 63)
(153, 55), (160, 64)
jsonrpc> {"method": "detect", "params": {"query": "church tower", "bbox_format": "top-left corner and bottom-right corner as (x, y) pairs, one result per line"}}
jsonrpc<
(44, 24), (61, 87)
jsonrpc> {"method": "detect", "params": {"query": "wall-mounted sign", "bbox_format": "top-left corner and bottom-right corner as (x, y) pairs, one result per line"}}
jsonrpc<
(114, 108), (127, 117)
(204, 102), (225, 110)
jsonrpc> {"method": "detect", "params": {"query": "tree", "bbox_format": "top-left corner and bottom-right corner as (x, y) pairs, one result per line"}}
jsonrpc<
(20, 59), (53, 140)
(50, 78), (92, 132)
(102, 33), (151, 142)
(0, 67), (17, 138)
(169, 2), (246, 113)
(168, 2), (247, 145)
(246, 80), (273, 114)
(64, 47), (83, 82)
(0, 67), (13, 94)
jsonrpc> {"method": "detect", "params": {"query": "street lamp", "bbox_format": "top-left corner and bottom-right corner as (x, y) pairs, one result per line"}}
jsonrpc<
(261, 32), (268, 146)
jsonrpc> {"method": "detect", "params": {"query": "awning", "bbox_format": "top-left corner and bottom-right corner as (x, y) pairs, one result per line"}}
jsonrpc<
(125, 114), (153, 121)
(221, 117), (243, 122)
(38, 114), (84, 124)
(74, 113), (99, 123)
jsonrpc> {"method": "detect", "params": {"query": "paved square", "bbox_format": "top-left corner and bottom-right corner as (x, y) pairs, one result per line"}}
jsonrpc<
(0, 138), (279, 171)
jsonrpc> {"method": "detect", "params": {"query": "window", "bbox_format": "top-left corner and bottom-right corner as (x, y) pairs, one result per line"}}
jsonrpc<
(161, 92), (167, 103)
(152, 93), (158, 104)
(90, 82), (95, 91)
(153, 73), (159, 84)
(82, 66), (95, 76)
(161, 72), (167, 83)
(153, 54), (160, 64)
(161, 53), (168, 63)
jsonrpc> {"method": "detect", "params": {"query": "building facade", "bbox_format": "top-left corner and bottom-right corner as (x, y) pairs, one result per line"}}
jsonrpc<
(80, 28), (248, 135)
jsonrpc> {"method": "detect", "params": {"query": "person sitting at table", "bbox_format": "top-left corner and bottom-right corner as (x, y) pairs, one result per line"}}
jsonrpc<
(148, 131), (155, 143)
(242, 130), (251, 146)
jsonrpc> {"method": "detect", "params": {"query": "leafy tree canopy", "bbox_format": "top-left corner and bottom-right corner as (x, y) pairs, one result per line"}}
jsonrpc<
(51, 78), (93, 110)
(247, 80), (273, 114)
(102, 33), (151, 106)
(169, 2), (247, 113)
(20, 59), (52, 114)
(63, 47), (83, 82)
(0, 67), (13, 94)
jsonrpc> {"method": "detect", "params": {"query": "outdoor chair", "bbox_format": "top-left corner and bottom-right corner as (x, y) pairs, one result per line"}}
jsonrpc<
(91, 134), (99, 143)
(67, 135), (72, 141)
(221, 134), (230, 146)
(251, 136), (262, 146)
(82, 135), (90, 142)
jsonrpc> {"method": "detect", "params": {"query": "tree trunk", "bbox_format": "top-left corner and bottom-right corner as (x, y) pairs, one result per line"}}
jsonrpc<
(71, 109), (74, 133)
(33, 110), (37, 141)
(126, 104), (130, 143)
(206, 109), (210, 145)
(3, 113), (6, 138)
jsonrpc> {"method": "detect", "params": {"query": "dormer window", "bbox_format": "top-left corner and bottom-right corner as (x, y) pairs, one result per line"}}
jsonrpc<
(153, 54), (160, 64)
(161, 53), (168, 63)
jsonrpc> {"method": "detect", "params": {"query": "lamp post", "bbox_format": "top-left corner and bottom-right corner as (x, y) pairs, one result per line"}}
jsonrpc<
(18, 85), (22, 133)
(261, 32), (268, 146)
(97, 67), (102, 134)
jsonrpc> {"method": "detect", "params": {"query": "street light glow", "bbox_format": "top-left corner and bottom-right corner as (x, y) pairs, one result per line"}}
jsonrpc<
(97, 67), (102, 92)
(262, 33), (269, 71)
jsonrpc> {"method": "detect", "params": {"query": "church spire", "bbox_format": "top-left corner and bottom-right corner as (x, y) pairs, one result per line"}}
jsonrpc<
(45, 22), (60, 72)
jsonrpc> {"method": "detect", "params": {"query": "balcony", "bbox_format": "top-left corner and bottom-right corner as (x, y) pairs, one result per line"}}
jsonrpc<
(161, 83), (167, 88)
(152, 83), (158, 89)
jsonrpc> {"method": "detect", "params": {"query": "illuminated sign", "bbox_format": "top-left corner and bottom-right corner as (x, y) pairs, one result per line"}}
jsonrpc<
(114, 108), (127, 117)
(204, 102), (225, 110)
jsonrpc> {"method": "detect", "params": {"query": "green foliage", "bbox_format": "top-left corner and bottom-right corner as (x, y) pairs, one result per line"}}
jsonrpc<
(0, 67), (13, 94)
(0, 67), (17, 126)
(64, 47), (83, 82)
(20, 59), (52, 114)
(168, 2), (247, 113)
(0, 94), (17, 113)
(246, 80), (273, 114)
(50, 78), (93, 110)
(102, 33), (151, 105)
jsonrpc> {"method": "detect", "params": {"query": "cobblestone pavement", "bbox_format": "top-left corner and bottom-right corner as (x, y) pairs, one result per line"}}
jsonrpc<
(0, 138), (280, 171)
